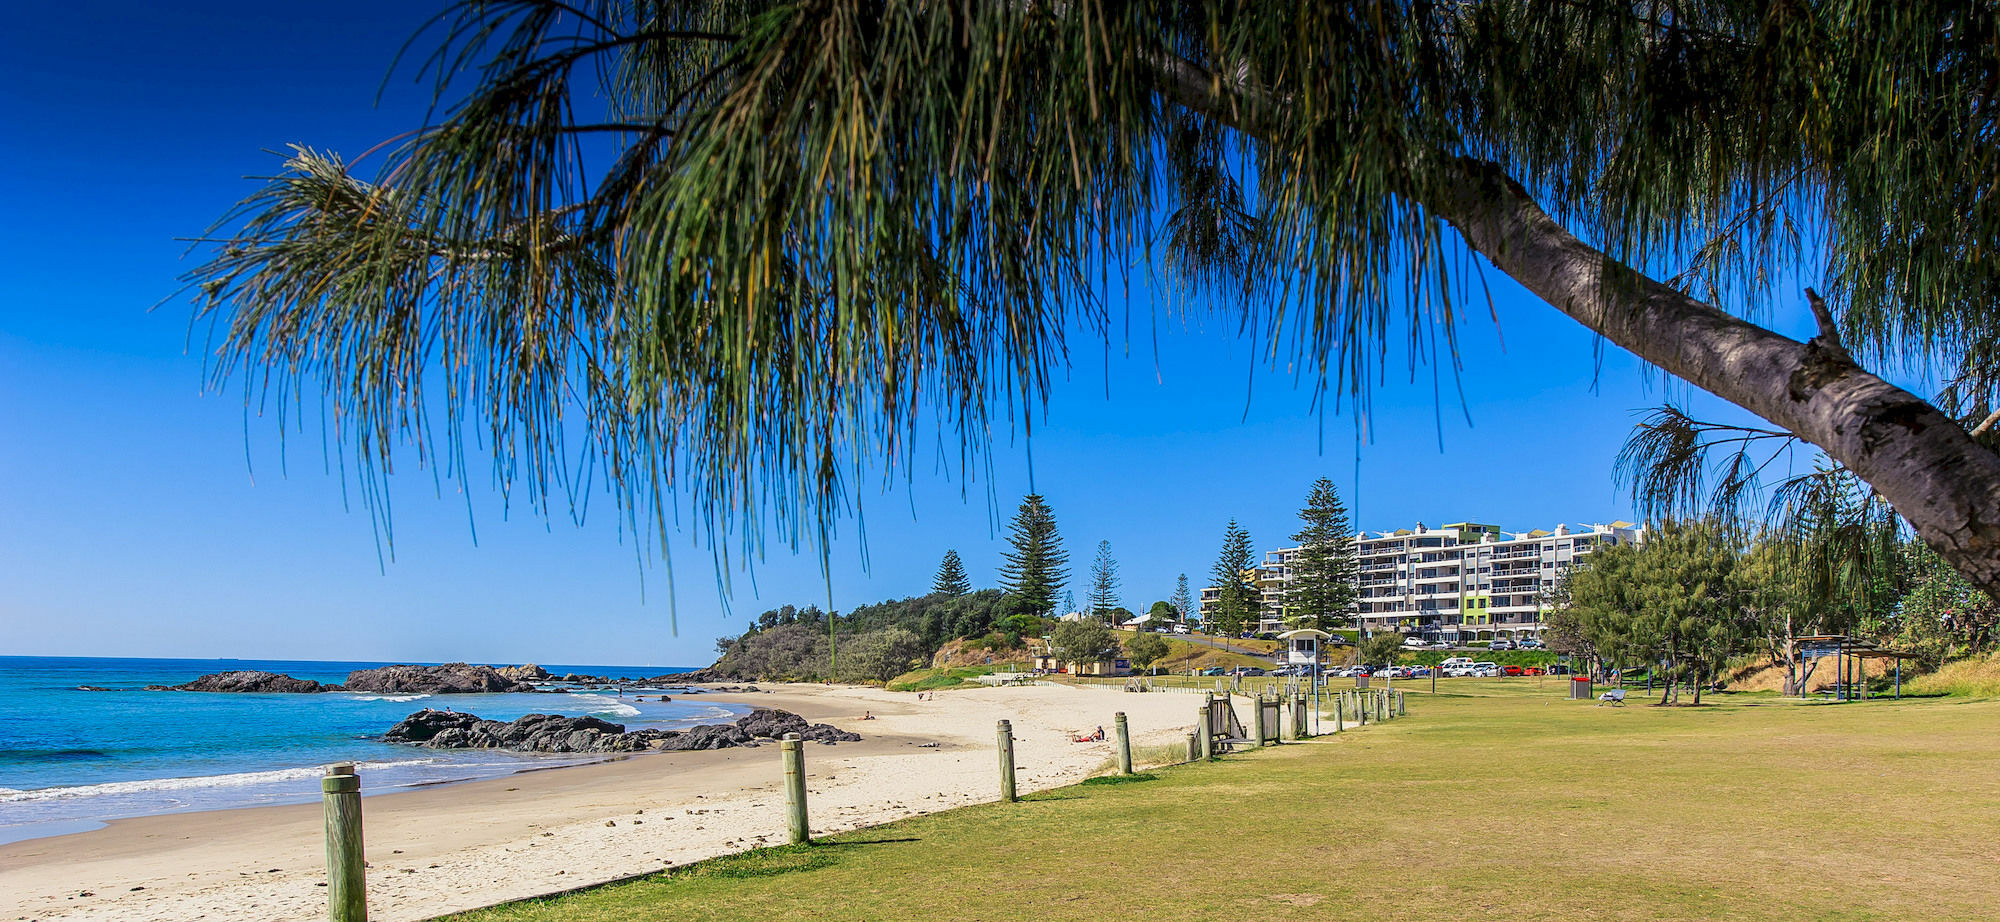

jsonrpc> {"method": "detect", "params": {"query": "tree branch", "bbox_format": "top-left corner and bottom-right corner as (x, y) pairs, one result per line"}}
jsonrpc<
(1146, 50), (2000, 598)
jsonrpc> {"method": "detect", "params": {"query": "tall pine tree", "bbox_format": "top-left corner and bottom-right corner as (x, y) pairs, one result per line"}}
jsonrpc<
(997, 494), (1069, 617)
(1210, 520), (1258, 635)
(1087, 540), (1121, 622)
(1288, 478), (1358, 632)
(1171, 573), (1194, 626)
(932, 549), (972, 596)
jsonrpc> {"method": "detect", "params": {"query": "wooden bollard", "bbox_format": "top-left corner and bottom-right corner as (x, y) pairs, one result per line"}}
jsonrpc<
(1397, 690), (1407, 717)
(782, 733), (810, 845)
(997, 720), (1017, 802)
(1114, 712), (1133, 775)
(322, 763), (366, 922)
(1377, 689), (1387, 722)
(1186, 730), (1200, 762)
(1333, 694), (1344, 732)
(1198, 694), (1214, 760)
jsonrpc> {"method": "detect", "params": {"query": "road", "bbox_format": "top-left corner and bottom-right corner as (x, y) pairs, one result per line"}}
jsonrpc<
(1146, 631), (1280, 661)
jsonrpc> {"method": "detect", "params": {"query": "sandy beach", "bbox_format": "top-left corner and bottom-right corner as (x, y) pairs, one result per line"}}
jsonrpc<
(0, 682), (1203, 922)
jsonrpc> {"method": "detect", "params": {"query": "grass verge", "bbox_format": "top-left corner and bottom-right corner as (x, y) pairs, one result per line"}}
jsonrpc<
(440, 690), (2000, 922)
(882, 666), (994, 692)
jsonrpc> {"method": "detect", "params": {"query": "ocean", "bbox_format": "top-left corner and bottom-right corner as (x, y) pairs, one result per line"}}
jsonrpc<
(0, 656), (732, 845)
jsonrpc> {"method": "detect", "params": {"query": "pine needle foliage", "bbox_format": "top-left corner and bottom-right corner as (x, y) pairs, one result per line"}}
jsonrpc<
(1086, 540), (1121, 622)
(1287, 477), (1358, 631)
(997, 494), (1068, 617)
(931, 549), (971, 596)
(187, 1), (2000, 586)
(1208, 519), (1257, 636)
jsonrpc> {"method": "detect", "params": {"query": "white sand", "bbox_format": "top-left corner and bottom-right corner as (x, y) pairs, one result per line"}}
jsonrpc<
(0, 682), (1206, 921)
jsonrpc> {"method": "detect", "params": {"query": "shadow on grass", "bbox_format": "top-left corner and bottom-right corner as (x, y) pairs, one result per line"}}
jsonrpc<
(812, 837), (921, 847)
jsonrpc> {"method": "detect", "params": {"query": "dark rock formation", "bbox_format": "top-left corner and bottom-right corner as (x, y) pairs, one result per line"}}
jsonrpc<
(164, 671), (335, 693)
(734, 708), (859, 743)
(383, 706), (859, 754)
(344, 663), (520, 694)
(496, 664), (550, 682)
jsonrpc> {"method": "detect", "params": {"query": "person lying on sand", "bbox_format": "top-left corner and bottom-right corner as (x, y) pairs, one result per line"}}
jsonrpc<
(861, 711), (876, 720)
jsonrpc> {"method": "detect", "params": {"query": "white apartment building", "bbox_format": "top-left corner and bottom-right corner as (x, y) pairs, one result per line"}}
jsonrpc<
(1226, 520), (1643, 640)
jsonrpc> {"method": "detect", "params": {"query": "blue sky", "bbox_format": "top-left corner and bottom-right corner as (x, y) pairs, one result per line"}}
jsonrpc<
(0, 2), (1815, 666)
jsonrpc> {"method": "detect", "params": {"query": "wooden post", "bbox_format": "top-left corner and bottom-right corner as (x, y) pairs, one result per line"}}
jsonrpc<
(1397, 690), (1406, 717)
(1198, 695), (1214, 760)
(1114, 712), (1133, 775)
(322, 763), (366, 922)
(782, 733), (810, 845)
(996, 720), (1017, 802)
(1186, 730), (1200, 763)
(1334, 694), (1344, 732)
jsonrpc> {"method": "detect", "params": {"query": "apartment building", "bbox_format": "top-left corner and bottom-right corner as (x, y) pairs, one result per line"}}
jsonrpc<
(1216, 520), (1642, 640)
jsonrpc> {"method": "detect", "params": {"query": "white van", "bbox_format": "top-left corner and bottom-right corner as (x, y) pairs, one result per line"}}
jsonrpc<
(1440, 656), (1475, 669)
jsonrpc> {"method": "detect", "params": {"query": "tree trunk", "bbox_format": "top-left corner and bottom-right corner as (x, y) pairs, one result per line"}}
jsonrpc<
(1424, 158), (2000, 597)
(1149, 61), (2000, 596)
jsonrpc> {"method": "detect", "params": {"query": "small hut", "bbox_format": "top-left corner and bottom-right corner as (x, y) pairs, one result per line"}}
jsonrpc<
(1278, 628), (1331, 673)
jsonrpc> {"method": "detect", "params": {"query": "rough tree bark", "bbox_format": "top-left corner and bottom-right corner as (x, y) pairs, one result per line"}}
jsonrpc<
(1151, 58), (2000, 598)
(1427, 159), (2000, 597)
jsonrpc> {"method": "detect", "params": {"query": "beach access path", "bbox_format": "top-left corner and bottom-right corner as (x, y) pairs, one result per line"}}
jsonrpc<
(0, 682), (1198, 922)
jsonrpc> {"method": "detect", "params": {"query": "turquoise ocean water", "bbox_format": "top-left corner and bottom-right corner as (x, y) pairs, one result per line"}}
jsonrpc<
(0, 656), (732, 845)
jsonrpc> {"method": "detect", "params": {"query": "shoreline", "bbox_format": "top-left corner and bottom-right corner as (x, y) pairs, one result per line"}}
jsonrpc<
(0, 682), (1199, 922)
(0, 691), (761, 848)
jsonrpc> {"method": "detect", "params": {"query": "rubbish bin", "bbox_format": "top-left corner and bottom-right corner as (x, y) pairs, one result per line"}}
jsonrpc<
(1354, 675), (1370, 689)
(1568, 676), (1594, 700)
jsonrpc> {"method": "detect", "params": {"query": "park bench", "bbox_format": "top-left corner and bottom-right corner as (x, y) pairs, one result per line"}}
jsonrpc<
(1596, 688), (1627, 707)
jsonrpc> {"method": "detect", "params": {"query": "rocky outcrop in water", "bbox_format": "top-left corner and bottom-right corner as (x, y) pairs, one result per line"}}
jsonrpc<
(496, 664), (550, 682)
(382, 706), (860, 754)
(344, 663), (520, 694)
(159, 671), (336, 693)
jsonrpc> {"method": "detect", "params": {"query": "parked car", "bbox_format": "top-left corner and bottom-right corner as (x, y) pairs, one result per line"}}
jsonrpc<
(1522, 666), (1546, 676)
(1517, 637), (1545, 649)
(1489, 638), (1515, 651)
(1440, 656), (1475, 670)
(1501, 664), (1525, 677)
(1173, 624), (1191, 634)
(1234, 667), (1268, 677)
(1402, 636), (1430, 649)
(1473, 661), (1501, 677)
(1198, 666), (1228, 676)
(1407, 666), (1434, 678)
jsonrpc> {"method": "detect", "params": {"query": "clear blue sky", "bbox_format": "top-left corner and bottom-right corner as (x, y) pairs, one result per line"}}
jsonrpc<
(0, 2), (1815, 667)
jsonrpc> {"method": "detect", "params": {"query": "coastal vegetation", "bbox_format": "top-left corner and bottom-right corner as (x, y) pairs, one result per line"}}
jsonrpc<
(929, 550), (971, 597)
(1206, 521), (1258, 636)
(1549, 507), (2000, 699)
(443, 690), (2000, 922)
(708, 590), (1046, 684)
(997, 495), (1070, 618)
(188, 2), (2000, 604)
(1284, 478), (1358, 632)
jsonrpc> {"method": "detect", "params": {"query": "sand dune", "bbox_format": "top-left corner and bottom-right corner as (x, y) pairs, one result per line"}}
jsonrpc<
(0, 682), (1205, 922)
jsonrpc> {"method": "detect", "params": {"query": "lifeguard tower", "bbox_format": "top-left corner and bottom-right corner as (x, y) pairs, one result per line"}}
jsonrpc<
(1278, 628), (1330, 686)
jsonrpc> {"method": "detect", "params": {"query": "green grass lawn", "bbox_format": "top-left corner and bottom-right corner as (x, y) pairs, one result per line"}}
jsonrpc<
(441, 687), (2000, 922)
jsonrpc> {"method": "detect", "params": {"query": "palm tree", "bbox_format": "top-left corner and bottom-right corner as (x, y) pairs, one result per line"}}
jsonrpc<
(188, 2), (2000, 595)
